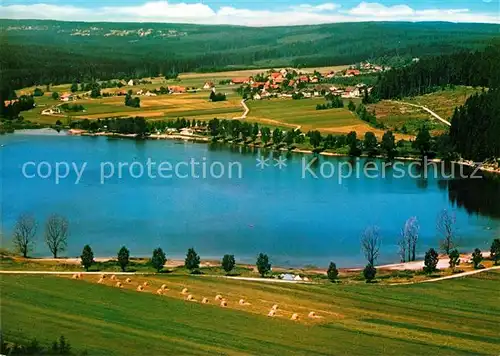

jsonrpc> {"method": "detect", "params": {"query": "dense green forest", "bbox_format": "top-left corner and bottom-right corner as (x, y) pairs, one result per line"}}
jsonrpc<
(372, 45), (500, 99)
(2, 19), (500, 92)
(450, 89), (500, 161)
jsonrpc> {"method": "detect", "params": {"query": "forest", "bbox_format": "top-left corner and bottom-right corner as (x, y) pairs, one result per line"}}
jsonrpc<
(2, 19), (500, 92)
(372, 45), (500, 99)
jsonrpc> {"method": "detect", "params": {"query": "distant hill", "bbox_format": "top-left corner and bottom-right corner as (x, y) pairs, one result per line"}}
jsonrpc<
(1, 19), (500, 90)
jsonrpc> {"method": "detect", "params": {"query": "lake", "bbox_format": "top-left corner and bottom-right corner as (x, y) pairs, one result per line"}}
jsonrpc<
(1, 130), (499, 267)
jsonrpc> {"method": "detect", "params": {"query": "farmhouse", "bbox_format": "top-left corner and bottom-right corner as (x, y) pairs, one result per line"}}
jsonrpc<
(345, 69), (361, 77)
(127, 79), (134, 86)
(169, 86), (186, 94)
(231, 77), (252, 85)
(60, 93), (76, 102)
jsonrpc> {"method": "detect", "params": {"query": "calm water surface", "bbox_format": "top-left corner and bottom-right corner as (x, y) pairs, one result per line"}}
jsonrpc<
(1, 131), (499, 267)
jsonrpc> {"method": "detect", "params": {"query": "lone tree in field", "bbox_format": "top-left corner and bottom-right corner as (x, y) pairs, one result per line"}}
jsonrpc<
(361, 226), (381, 266)
(256, 253), (271, 277)
(437, 209), (456, 254)
(45, 214), (69, 258)
(471, 248), (483, 269)
(80, 245), (94, 271)
(221, 254), (236, 275)
(117, 246), (130, 272)
(151, 247), (167, 273)
(185, 248), (200, 273)
(363, 264), (377, 283)
(423, 248), (439, 274)
(448, 249), (460, 270)
(399, 217), (419, 262)
(12, 213), (37, 258)
(327, 262), (339, 282)
(490, 238), (500, 265)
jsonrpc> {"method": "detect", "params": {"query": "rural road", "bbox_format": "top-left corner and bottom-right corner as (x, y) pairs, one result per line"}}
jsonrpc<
(388, 100), (451, 126)
(233, 99), (249, 120)
(389, 265), (500, 286)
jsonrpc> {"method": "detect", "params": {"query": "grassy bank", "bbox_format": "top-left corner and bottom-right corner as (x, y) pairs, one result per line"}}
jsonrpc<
(1, 271), (499, 355)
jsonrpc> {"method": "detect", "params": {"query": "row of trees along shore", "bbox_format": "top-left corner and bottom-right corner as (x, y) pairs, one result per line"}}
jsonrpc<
(67, 116), (444, 161)
(11, 212), (500, 283)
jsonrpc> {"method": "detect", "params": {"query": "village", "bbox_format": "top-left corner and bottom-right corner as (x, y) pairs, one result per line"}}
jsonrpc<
(229, 62), (388, 101)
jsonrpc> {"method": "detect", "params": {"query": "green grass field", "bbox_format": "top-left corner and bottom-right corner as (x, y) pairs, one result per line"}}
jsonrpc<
(246, 98), (395, 137)
(368, 86), (481, 134)
(2, 271), (499, 355)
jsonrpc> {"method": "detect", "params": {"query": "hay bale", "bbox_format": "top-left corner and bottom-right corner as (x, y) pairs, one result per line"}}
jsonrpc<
(77, 273), (82, 278)
(161, 284), (168, 290)
(215, 294), (223, 301)
(308, 311), (316, 318)
(238, 299), (250, 306)
(143, 281), (149, 287)
(291, 313), (299, 321)
(201, 298), (209, 304)
(271, 304), (279, 311)
(97, 278), (104, 284)
(220, 300), (227, 307)
(156, 288), (163, 295)
(267, 309), (276, 317)
(115, 282), (122, 288)
(100, 274), (106, 279)
(72, 273), (79, 279)
(110, 274), (116, 281)
(181, 288), (189, 295)
(125, 278), (132, 283)
(136, 285), (144, 292)
(186, 294), (194, 301)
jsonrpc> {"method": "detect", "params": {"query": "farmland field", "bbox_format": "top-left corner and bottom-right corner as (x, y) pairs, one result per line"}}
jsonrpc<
(1, 271), (499, 355)
(368, 86), (481, 134)
(246, 98), (395, 137)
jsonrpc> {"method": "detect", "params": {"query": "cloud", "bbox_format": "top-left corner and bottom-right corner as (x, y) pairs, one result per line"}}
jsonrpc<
(348, 2), (413, 16)
(0, 1), (498, 25)
(291, 3), (341, 12)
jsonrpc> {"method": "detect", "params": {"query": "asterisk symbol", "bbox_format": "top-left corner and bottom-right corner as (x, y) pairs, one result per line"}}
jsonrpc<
(274, 156), (287, 170)
(256, 156), (270, 169)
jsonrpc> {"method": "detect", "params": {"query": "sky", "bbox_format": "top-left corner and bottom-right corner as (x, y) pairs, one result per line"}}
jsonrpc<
(0, 0), (499, 26)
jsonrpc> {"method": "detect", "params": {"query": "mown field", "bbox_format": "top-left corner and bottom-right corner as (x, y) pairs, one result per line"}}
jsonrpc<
(1, 271), (499, 355)
(368, 86), (481, 134)
(246, 98), (397, 138)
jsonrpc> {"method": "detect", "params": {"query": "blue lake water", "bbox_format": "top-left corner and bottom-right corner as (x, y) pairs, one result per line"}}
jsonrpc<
(1, 130), (499, 267)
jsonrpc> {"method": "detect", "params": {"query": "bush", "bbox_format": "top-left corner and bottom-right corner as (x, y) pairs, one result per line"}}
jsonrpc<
(221, 254), (235, 274)
(151, 247), (167, 272)
(117, 246), (130, 272)
(256, 253), (271, 277)
(327, 262), (339, 282)
(363, 264), (377, 282)
(448, 249), (460, 269)
(472, 248), (483, 269)
(423, 248), (439, 274)
(490, 238), (500, 265)
(80, 245), (94, 271)
(185, 247), (200, 272)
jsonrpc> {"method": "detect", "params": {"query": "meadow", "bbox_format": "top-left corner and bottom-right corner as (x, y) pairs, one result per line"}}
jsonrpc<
(1, 270), (499, 355)
(367, 86), (481, 134)
(246, 98), (392, 137)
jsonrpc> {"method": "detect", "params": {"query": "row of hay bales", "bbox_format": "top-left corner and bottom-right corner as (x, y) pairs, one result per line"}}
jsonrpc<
(72, 273), (321, 321)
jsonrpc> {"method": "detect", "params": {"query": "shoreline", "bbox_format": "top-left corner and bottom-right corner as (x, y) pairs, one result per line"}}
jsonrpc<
(7, 251), (493, 273)
(66, 129), (500, 175)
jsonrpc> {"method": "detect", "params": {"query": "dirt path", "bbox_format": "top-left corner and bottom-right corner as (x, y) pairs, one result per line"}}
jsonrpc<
(388, 100), (451, 126)
(390, 265), (500, 286)
(232, 99), (249, 119)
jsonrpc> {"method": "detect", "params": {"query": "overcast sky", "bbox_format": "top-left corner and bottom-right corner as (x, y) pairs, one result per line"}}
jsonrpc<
(1, 0), (499, 26)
